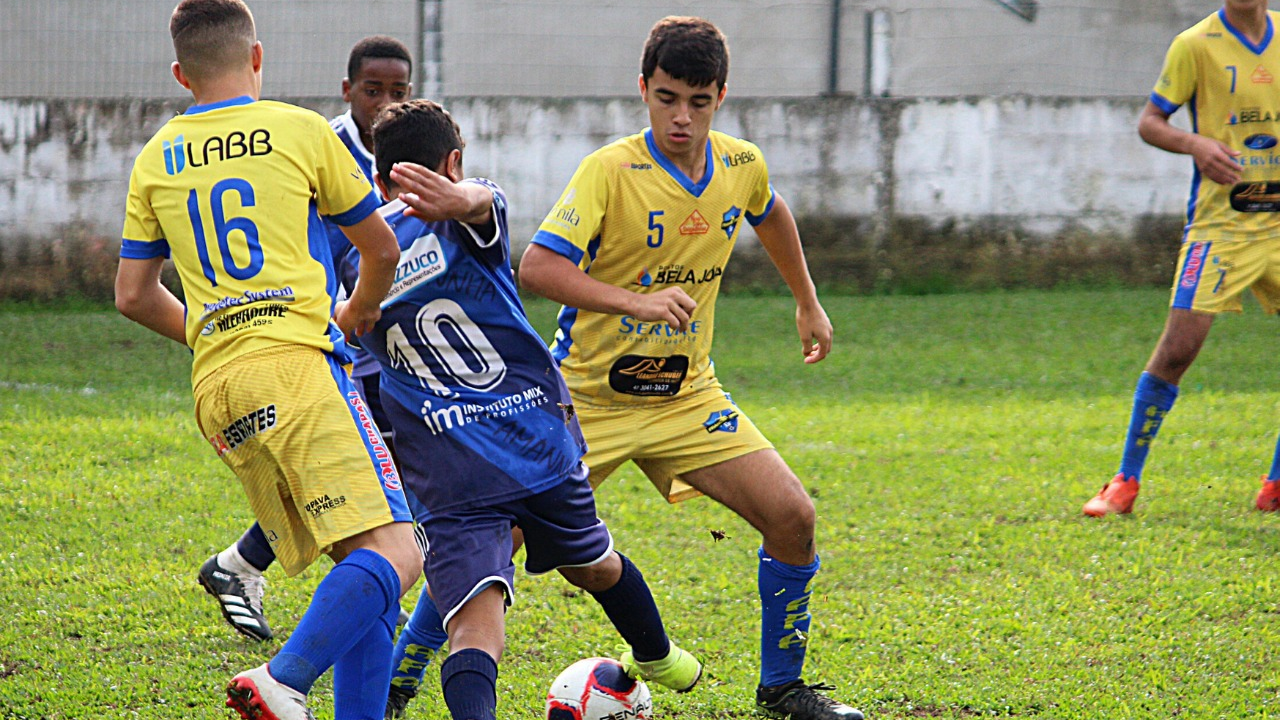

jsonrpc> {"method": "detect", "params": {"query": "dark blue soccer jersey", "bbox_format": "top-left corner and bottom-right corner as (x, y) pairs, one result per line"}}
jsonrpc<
(338, 180), (587, 516)
(328, 111), (383, 378)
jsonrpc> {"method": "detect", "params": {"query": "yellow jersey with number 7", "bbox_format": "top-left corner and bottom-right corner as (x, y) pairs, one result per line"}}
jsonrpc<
(1152, 9), (1280, 240)
(121, 96), (379, 386)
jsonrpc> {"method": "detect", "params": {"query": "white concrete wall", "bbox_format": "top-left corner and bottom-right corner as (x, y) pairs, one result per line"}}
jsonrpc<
(0, 95), (1193, 252)
(0, 1), (1219, 99)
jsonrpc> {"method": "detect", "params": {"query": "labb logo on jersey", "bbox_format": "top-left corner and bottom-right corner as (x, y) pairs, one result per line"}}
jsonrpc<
(721, 150), (756, 167)
(721, 206), (741, 239)
(163, 135), (186, 176)
(161, 129), (273, 176)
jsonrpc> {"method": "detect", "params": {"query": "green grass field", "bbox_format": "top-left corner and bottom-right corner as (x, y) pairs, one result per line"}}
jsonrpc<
(2, 288), (1278, 719)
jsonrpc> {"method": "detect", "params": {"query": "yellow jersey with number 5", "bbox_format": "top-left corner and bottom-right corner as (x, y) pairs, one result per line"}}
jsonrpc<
(531, 128), (775, 405)
(121, 96), (379, 386)
(1152, 9), (1280, 240)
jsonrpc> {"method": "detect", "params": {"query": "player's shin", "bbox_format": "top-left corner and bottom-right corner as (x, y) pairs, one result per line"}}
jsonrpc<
(757, 548), (819, 688)
(588, 553), (670, 662)
(440, 648), (499, 720)
(388, 582), (450, 698)
(333, 598), (400, 720)
(1118, 371), (1179, 481)
(268, 548), (402, 695)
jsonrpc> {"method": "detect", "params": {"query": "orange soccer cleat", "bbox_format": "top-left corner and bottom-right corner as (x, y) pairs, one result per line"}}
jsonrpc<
(1256, 478), (1280, 512)
(1082, 474), (1140, 517)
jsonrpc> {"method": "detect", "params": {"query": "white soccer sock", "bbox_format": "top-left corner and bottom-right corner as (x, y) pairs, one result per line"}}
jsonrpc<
(218, 544), (263, 578)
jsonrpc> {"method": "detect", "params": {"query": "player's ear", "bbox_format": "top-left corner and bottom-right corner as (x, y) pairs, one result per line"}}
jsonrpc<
(250, 41), (263, 72)
(171, 61), (192, 90)
(373, 172), (391, 203)
(444, 149), (463, 183)
(716, 83), (727, 108)
(638, 73), (647, 101)
(341, 78), (352, 103)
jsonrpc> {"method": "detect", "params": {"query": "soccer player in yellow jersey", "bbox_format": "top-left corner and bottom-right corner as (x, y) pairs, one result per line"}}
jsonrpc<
(113, 2), (420, 718)
(516, 16), (858, 720)
(1083, 0), (1280, 517)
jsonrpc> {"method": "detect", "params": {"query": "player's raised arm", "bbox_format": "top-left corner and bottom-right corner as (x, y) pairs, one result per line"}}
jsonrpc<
(518, 244), (697, 333)
(336, 212), (399, 337)
(1138, 101), (1241, 185)
(390, 161), (493, 226)
(750, 194), (832, 364)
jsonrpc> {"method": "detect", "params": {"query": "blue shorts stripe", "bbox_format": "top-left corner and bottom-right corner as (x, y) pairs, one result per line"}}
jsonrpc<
(325, 353), (412, 522)
(1173, 241), (1212, 310)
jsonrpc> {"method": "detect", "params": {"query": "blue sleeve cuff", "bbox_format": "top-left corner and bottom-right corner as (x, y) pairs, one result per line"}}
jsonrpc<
(328, 191), (381, 227)
(1150, 92), (1180, 115)
(120, 238), (170, 259)
(746, 186), (777, 227)
(530, 230), (585, 265)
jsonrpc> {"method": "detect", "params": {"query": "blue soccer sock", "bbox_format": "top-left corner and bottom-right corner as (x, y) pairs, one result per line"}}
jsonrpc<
(1117, 372), (1180, 482)
(757, 548), (818, 689)
(440, 648), (498, 720)
(333, 594), (400, 720)
(236, 522), (276, 573)
(268, 548), (401, 696)
(1268, 430), (1280, 482)
(587, 553), (670, 662)
(389, 582), (450, 696)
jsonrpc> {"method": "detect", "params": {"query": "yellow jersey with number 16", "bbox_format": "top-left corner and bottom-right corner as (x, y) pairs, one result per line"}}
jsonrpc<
(531, 128), (775, 406)
(1152, 9), (1280, 240)
(121, 97), (379, 386)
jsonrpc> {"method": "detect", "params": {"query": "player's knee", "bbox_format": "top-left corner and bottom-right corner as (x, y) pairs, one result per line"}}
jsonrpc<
(764, 493), (815, 548)
(559, 552), (622, 592)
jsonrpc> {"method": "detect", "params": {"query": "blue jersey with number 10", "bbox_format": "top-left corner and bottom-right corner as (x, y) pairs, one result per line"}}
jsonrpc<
(339, 180), (587, 515)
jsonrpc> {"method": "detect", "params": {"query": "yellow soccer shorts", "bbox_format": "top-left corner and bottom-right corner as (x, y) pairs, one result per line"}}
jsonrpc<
(1170, 235), (1280, 314)
(193, 345), (411, 576)
(577, 382), (773, 503)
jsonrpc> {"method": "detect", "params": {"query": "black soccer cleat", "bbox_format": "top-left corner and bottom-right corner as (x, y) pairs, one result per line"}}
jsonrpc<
(384, 685), (416, 720)
(756, 680), (864, 720)
(198, 554), (273, 642)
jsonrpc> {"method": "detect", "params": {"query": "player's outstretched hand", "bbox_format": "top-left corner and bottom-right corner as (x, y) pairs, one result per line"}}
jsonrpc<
(629, 287), (698, 333)
(1190, 136), (1242, 186)
(796, 301), (832, 364)
(334, 299), (382, 341)
(390, 162), (471, 222)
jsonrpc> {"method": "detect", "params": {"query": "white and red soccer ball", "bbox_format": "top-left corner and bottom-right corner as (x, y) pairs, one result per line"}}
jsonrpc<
(545, 658), (653, 720)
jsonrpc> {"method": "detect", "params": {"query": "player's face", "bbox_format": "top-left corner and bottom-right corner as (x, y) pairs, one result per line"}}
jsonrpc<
(640, 68), (726, 160)
(343, 57), (412, 135)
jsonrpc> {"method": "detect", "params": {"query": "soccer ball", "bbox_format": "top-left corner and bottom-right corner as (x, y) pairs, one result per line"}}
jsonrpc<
(545, 657), (653, 720)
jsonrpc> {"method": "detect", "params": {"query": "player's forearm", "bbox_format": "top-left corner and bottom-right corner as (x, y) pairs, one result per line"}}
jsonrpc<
(455, 182), (494, 225)
(1138, 106), (1200, 156)
(519, 245), (644, 316)
(753, 198), (821, 308)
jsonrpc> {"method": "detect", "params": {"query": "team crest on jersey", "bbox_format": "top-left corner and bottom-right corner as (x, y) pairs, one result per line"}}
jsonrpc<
(721, 206), (742, 239)
(1253, 65), (1274, 84)
(703, 408), (740, 433)
(680, 210), (710, 235)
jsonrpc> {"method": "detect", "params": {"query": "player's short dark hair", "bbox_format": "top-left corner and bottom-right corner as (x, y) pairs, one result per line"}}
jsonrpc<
(372, 100), (464, 184)
(641, 16), (729, 90)
(347, 35), (413, 82)
(169, 0), (257, 82)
